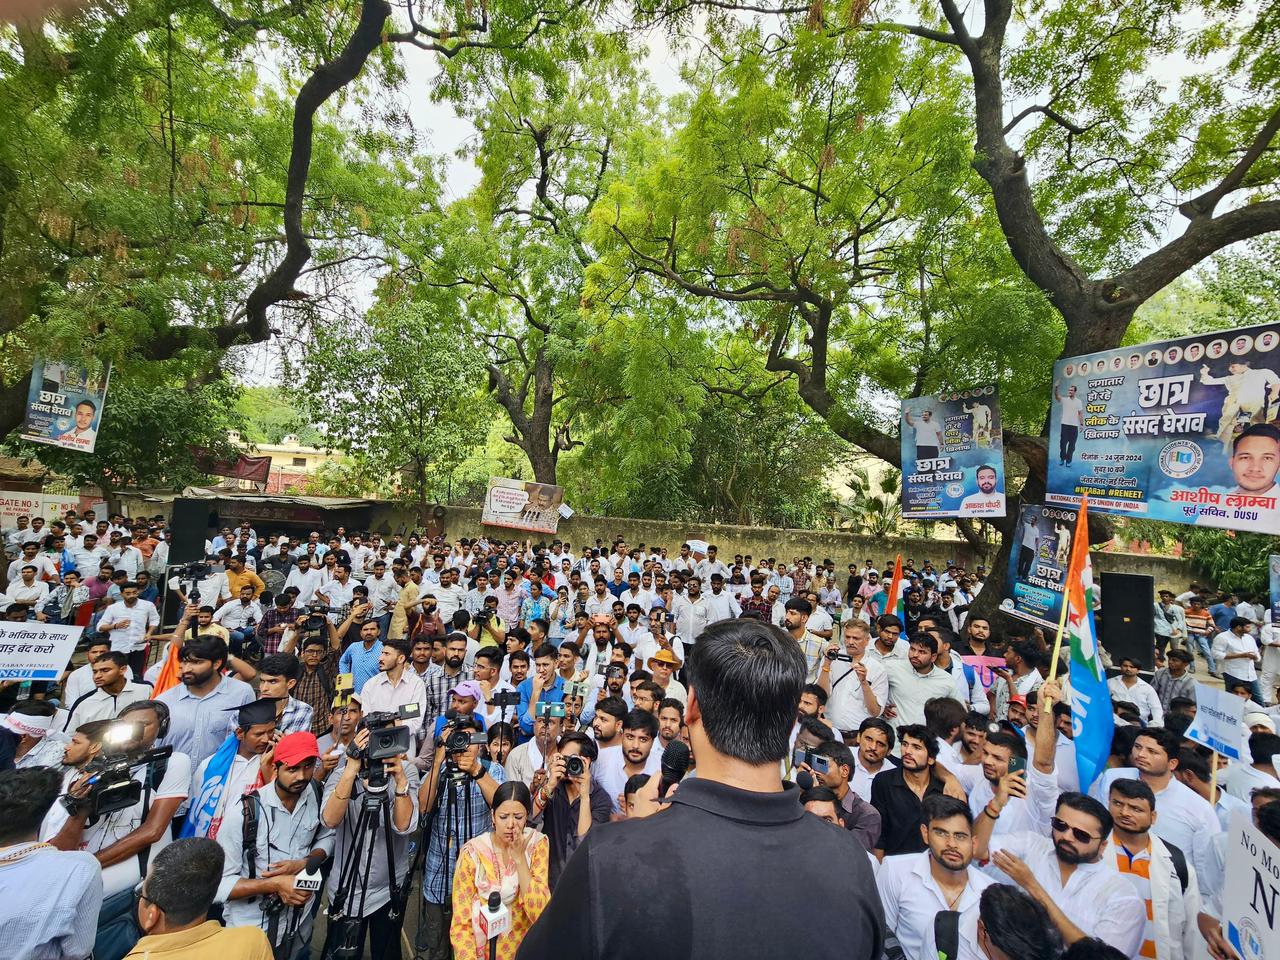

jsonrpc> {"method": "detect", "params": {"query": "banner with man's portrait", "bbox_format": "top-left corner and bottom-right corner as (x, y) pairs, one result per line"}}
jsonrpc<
(480, 477), (565, 534)
(1046, 323), (1280, 534)
(20, 356), (111, 454)
(900, 385), (1006, 519)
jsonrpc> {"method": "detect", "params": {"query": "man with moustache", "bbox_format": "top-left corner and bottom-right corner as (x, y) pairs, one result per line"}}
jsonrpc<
(157, 636), (255, 768)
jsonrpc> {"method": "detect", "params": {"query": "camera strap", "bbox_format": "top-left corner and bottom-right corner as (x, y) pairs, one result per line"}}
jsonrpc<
(135, 775), (155, 877)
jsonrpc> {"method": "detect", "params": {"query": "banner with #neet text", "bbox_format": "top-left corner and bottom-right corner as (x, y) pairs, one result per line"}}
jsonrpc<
(900, 385), (1006, 519)
(1046, 323), (1280, 534)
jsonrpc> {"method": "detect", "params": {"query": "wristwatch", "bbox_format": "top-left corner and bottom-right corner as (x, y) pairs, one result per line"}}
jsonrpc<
(394, 785), (410, 798)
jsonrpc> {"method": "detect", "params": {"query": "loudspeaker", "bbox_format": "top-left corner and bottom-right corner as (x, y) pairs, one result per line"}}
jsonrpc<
(168, 497), (210, 565)
(1100, 572), (1155, 671)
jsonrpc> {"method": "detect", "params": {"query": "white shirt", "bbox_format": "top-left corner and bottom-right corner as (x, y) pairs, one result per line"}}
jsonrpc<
(357, 670), (427, 744)
(1058, 393), (1084, 425)
(912, 417), (943, 449)
(1212, 629), (1260, 681)
(432, 583), (467, 622)
(1107, 676), (1165, 725)
(111, 545), (143, 578)
(701, 589), (741, 624)
(212, 598), (264, 632)
(850, 755), (895, 804)
(824, 656), (888, 732)
(883, 661), (959, 728)
(593, 742), (662, 813)
(967, 763), (1059, 839)
(1223, 761), (1280, 801)
(4, 578), (49, 606)
(100, 598), (160, 653)
(877, 851), (993, 960)
(987, 831), (1145, 957)
(365, 572), (399, 616)
(7, 554), (57, 583)
(284, 567), (323, 605)
(676, 596), (710, 642)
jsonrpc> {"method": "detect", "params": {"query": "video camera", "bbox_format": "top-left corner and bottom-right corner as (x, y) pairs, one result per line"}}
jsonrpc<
(303, 603), (334, 633)
(62, 720), (174, 820)
(349, 704), (418, 790)
(824, 648), (852, 662)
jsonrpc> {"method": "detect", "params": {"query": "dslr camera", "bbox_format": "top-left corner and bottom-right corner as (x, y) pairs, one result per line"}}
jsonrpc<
(563, 755), (586, 778)
(825, 648), (852, 662)
(304, 603), (333, 632)
(62, 720), (173, 820)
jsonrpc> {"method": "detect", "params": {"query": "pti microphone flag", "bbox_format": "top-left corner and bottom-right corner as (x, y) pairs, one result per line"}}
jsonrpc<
(885, 554), (905, 619)
(1048, 498), (1113, 792)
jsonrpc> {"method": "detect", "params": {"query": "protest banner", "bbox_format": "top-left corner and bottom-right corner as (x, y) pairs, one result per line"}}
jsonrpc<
(999, 503), (1078, 630)
(1185, 681), (1246, 761)
(1046, 322), (1280, 533)
(0, 621), (82, 680)
(959, 654), (1006, 690)
(480, 477), (565, 535)
(20, 356), (111, 454)
(900, 385), (1006, 519)
(1271, 554), (1280, 627)
(1225, 810), (1280, 960)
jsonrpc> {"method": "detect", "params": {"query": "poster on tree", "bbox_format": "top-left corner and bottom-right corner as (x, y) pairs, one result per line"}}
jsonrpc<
(1046, 322), (1280, 534)
(480, 478), (565, 535)
(1000, 503), (1079, 630)
(20, 357), (111, 454)
(900, 385), (1006, 519)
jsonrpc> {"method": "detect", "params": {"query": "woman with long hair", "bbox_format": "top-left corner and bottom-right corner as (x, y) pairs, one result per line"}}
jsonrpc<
(449, 780), (550, 959)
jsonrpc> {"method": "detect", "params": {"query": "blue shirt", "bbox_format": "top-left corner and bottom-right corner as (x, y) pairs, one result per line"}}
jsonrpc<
(516, 674), (565, 735)
(158, 675), (256, 767)
(0, 844), (102, 960)
(1210, 603), (1236, 633)
(339, 639), (383, 695)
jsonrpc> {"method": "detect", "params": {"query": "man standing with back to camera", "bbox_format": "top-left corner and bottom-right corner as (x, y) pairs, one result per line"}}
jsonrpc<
(517, 617), (884, 960)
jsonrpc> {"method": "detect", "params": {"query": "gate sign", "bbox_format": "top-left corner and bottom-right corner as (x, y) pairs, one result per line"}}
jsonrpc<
(0, 621), (82, 680)
(1046, 322), (1280, 533)
(1225, 810), (1280, 960)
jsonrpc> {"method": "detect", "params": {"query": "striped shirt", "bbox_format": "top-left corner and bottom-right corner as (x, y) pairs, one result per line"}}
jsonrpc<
(1115, 843), (1156, 959)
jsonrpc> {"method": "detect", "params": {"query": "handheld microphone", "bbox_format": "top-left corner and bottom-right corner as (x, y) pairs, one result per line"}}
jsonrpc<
(474, 890), (511, 943)
(657, 739), (691, 798)
(795, 769), (815, 791)
(293, 850), (327, 893)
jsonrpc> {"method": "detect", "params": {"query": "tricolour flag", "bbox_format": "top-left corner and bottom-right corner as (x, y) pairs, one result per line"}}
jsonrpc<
(1065, 499), (1113, 791)
(884, 554), (905, 619)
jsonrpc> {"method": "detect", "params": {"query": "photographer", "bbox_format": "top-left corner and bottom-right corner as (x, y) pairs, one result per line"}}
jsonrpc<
(467, 595), (507, 650)
(213, 584), (264, 660)
(0, 767), (103, 960)
(216, 731), (335, 955)
(530, 730), (610, 888)
(320, 721), (418, 959)
(45, 699), (192, 950)
(419, 713), (506, 960)
(449, 782), (550, 960)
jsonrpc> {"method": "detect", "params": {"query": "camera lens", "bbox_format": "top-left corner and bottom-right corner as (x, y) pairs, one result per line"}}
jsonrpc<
(564, 755), (585, 777)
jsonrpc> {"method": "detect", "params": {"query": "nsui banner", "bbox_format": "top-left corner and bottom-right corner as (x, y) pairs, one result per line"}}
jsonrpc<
(1046, 322), (1280, 533)
(1184, 682), (1246, 761)
(480, 478), (565, 535)
(0, 621), (82, 680)
(1000, 503), (1078, 630)
(20, 356), (111, 454)
(900, 385), (1006, 519)
(1225, 811), (1280, 960)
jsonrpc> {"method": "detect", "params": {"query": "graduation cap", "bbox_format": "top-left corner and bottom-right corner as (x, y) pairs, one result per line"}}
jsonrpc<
(226, 697), (278, 729)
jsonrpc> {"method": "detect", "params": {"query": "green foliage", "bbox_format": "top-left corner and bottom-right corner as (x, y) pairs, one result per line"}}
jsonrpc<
(292, 300), (491, 516)
(234, 387), (323, 446)
(833, 466), (903, 538)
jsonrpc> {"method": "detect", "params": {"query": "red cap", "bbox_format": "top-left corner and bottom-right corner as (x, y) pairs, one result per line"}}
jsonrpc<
(1009, 694), (1028, 708)
(275, 731), (321, 767)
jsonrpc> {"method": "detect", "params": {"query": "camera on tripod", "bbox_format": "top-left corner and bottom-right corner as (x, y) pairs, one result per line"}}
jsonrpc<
(62, 720), (174, 819)
(304, 603), (333, 632)
(177, 561), (211, 583)
(348, 704), (418, 790)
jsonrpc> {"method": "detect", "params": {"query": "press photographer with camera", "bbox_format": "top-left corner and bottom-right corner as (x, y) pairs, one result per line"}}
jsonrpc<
(216, 731), (334, 957)
(530, 730), (610, 888)
(320, 712), (418, 959)
(468, 595), (508, 651)
(419, 712), (506, 960)
(449, 782), (550, 960)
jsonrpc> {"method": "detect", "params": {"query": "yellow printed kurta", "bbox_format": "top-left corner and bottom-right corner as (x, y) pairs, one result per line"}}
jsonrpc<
(449, 830), (550, 960)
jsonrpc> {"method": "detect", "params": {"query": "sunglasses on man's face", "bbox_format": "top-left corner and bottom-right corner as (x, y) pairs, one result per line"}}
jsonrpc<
(1050, 816), (1099, 844)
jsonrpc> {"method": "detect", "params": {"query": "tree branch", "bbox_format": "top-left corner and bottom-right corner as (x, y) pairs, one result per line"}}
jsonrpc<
(1180, 100), (1280, 220)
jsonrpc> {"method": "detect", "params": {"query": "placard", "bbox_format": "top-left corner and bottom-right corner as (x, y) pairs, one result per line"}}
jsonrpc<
(0, 491), (86, 530)
(480, 478), (565, 535)
(1185, 681), (1246, 760)
(999, 503), (1078, 630)
(1225, 811), (1280, 960)
(1046, 323), (1280, 533)
(900, 385), (1006, 519)
(20, 356), (111, 454)
(960, 654), (1007, 689)
(1271, 554), (1280, 627)
(0, 621), (83, 680)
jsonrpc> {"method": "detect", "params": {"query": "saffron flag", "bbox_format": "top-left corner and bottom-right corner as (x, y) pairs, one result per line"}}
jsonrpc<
(1065, 499), (1113, 791)
(884, 554), (905, 620)
(151, 641), (181, 696)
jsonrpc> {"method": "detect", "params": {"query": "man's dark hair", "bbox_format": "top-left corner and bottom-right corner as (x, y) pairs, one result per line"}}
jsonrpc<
(684, 618), (805, 766)
(801, 683), (828, 706)
(924, 697), (966, 742)
(0, 767), (62, 844)
(258, 653), (300, 683)
(897, 723), (938, 758)
(596, 696), (628, 722)
(1234, 422), (1280, 452)
(985, 728), (1028, 760)
(637, 680), (665, 700)
(798, 715), (835, 742)
(1259, 800), (1280, 847)
(858, 716), (896, 750)
(532, 642), (557, 661)
(301, 635), (328, 651)
(474, 646), (504, 670)
(557, 730), (599, 762)
(1010, 639), (1041, 668)
(798, 785), (839, 806)
(963, 710), (988, 729)
(1061, 939), (1133, 960)
(1134, 726), (1181, 761)
(784, 597), (813, 616)
(1109, 776), (1156, 811)
(622, 708), (659, 739)
(1055, 792), (1113, 842)
(1250, 732), (1280, 765)
(1110, 724), (1141, 760)
(95, 650), (128, 670)
(508, 649), (531, 667)
(180, 636), (228, 669)
(816, 739), (854, 774)
(876, 614), (903, 631)
(1168, 696), (1197, 715)
(658, 698), (684, 717)
(143, 838), (225, 925)
(922, 794), (973, 826)
(385, 638), (413, 660)
(908, 633), (939, 654)
(1177, 747), (1211, 784)
(978, 884), (1063, 959)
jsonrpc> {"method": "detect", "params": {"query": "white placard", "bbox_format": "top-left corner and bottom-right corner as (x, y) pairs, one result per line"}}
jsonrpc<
(1185, 681), (1246, 760)
(1225, 811), (1280, 960)
(0, 621), (82, 680)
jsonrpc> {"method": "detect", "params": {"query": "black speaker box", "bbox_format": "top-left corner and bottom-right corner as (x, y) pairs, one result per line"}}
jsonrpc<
(168, 497), (211, 565)
(1099, 572), (1155, 671)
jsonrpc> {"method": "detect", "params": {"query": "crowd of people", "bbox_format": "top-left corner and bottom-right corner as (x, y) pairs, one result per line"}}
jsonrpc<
(0, 512), (1272, 960)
